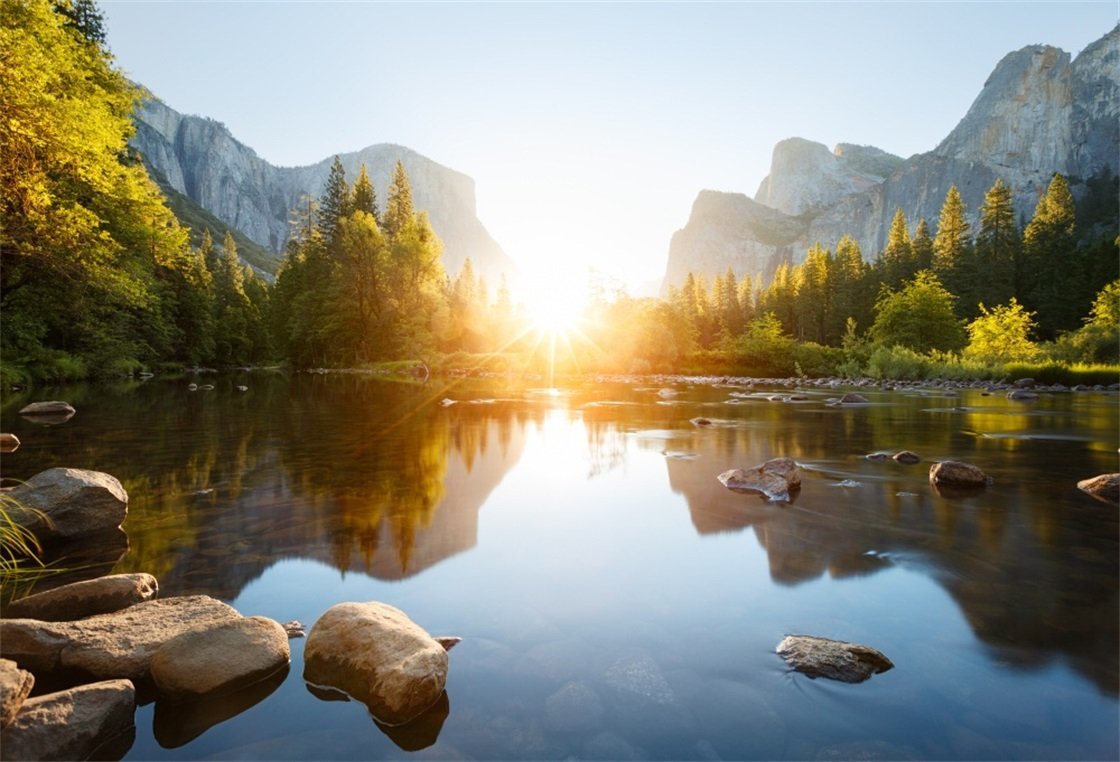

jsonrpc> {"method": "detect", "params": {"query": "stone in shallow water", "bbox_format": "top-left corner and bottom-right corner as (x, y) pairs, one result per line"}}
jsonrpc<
(1077, 473), (1119, 504)
(929, 460), (991, 489)
(1, 573), (158, 621)
(717, 457), (801, 501)
(776, 634), (893, 683)
(0, 679), (135, 760)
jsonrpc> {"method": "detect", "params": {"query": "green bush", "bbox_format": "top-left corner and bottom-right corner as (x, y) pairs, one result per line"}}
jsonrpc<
(1001, 361), (1119, 386)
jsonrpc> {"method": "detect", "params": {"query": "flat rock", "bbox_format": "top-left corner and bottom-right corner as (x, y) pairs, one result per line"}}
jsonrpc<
(6, 468), (128, 541)
(929, 460), (991, 488)
(151, 616), (290, 701)
(776, 635), (893, 683)
(717, 457), (801, 501)
(0, 659), (34, 729)
(17, 401), (75, 417)
(0, 679), (135, 761)
(303, 601), (448, 726)
(0, 595), (241, 680)
(892, 450), (921, 465)
(1, 573), (158, 621)
(1077, 473), (1119, 504)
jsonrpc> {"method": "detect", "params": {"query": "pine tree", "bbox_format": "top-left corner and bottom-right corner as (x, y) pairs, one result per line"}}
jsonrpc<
(317, 156), (349, 248)
(1022, 173), (1080, 336)
(878, 209), (912, 287)
(383, 160), (414, 240)
(54, 0), (106, 47)
(794, 243), (831, 343)
(829, 235), (870, 343)
(351, 163), (379, 219)
(910, 219), (934, 274)
(975, 178), (1019, 307)
(932, 185), (974, 312)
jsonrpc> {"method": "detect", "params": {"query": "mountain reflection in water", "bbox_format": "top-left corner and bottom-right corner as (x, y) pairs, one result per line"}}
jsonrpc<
(1, 375), (1116, 760)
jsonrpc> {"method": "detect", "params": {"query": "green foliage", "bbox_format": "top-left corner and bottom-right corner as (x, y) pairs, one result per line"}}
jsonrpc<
(1022, 173), (1081, 336)
(964, 298), (1040, 364)
(0, 493), (46, 587)
(870, 271), (966, 353)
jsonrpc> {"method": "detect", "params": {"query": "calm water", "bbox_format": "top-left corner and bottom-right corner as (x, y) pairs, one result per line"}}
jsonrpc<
(1, 374), (1117, 760)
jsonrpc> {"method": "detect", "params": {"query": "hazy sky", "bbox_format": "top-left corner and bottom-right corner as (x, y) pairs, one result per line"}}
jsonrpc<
(102, 1), (1117, 294)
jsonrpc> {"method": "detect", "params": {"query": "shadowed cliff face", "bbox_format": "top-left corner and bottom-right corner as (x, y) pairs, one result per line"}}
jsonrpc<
(130, 96), (515, 282)
(663, 26), (1120, 292)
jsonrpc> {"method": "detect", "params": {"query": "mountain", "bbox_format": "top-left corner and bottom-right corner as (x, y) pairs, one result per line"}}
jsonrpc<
(662, 26), (1120, 292)
(131, 96), (514, 281)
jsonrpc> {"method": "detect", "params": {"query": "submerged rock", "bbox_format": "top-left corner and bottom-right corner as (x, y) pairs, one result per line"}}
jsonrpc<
(717, 457), (801, 501)
(1, 595), (241, 680)
(864, 451), (891, 461)
(5, 468), (128, 541)
(929, 460), (992, 489)
(18, 401), (76, 418)
(0, 659), (34, 729)
(776, 635), (893, 683)
(1077, 473), (1119, 504)
(0, 679), (135, 761)
(1, 573), (158, 622)
(151, 616), (290, 701)
(303, 601), (448, 726)
(892, 450), (921, 465)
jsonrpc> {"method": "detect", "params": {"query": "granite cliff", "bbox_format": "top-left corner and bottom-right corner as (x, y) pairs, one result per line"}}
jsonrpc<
(663, 26), (1119, 292)
(131, 96), (514, 281)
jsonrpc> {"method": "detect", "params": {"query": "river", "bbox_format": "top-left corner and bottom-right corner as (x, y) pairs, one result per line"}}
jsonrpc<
(2, 373), (1117, 760)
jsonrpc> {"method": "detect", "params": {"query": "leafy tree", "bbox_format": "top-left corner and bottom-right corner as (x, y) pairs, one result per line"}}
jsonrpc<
(963, 298), (1039, 364)
(1, 0), (198, 375)
(1063, 279), (1120, 363)
(869, 270), (965, 353)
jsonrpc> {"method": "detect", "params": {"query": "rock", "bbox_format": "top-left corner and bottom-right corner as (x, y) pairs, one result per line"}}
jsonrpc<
(236, 385), (248, 392)
(0, 659), (34, 729)
(864, 451), (891, 461)
(303, 601), (448, 726)
(0, 595), (241, 680)
(892, 450), (921, 465)
(717, 457), (801, 501)
(434, 636), (462, 651)
(151, 616), (290, 701)
(657, 388), (678, 398)
(839, 392), (869, 404)
(929, 460), (992, 489)
(0, 679), (135, 761)
(690, 417), (712, 427)
(1, 573), (158, 622)
(5, 468), (128, 541)
(546, 681), (603, 733)
(0, 434), (19, 453)
(1013, 377), (1036, 388)
(1077, 473), (1120, 504)
(776, 635), (893, 683)
(17, 401), (75, 417)
(281, 620), (306, 638)
(1006, 389), (1039, 401)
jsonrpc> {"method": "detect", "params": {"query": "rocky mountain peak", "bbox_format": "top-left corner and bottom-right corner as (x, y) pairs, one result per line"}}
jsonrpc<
(754, 137), (884, 217)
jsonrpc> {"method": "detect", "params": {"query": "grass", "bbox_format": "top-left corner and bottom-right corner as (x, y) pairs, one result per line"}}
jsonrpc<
(0, 492), (46, 587)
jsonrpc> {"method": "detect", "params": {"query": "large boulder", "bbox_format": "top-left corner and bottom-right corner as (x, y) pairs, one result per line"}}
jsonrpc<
(5, 468), (128, 541)
(776, 635), (893, 683)
(1077, 473), (1120, 504)
(1, 573), (158, 621)
(929, 460), (992, 489)
(717, 457), (801, 501)
(303, 601), (448, 726)
(0, 595), (241, 680)
(0, 679), (135, 761)
(151, 616), (290, 701)
(0, 659), (34, 729)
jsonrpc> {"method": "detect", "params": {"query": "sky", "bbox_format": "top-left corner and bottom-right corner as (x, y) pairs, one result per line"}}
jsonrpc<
(101, 0), (1117, 297)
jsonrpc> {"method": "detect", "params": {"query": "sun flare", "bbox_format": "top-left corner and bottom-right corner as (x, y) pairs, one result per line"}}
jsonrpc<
(520, 274), (587, 337)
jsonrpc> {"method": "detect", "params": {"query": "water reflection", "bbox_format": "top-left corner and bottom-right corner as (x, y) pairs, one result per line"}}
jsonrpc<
(1, 377), (1116, 715)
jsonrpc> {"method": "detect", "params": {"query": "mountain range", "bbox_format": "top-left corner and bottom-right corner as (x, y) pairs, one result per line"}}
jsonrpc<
(131, 97), (514, 282)
(662, 25), (1119, 293)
